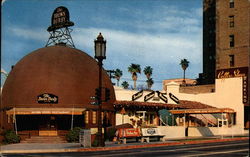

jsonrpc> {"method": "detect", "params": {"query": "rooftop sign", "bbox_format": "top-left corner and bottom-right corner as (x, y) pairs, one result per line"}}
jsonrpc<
(47, 6), (74, 32)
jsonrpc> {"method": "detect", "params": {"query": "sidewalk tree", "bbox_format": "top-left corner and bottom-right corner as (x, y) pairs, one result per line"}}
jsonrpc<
(180, 59), (189, 85)
(114, 69), (123, 86)
(128, 63), (141, 89)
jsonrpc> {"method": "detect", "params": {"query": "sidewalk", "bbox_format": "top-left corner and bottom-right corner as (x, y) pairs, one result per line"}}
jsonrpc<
(0, 134), (249, 154)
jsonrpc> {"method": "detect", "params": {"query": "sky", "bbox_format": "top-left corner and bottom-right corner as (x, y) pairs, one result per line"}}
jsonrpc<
(1, 0), (203, 90)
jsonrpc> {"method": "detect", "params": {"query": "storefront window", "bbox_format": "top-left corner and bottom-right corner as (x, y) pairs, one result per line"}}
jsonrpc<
(92, 111), (97, 124)
(85, 111), (89, 124)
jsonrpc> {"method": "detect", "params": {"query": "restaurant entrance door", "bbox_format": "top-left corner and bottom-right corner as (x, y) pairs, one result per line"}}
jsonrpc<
(39, 115), (58, 136)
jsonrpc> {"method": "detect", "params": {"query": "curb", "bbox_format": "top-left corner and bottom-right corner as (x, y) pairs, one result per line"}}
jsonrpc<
(1, 137), (249, 154)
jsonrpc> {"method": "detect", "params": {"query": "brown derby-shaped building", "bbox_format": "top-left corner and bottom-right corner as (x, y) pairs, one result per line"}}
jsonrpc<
(1, 45), (115, 136)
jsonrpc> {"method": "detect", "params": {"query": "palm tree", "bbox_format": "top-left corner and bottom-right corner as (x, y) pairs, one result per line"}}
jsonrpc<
(143, 66), (153, 79)
(128, 63), (141, 89)
(146, 78), (154, 90)
(114, 69), (123, 86)
(180, 59), (190, 85)
(121, 81), (129, 89)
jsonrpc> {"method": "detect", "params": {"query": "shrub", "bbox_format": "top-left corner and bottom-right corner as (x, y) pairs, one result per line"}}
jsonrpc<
(3, 130), (20, 144)
(66, 127), (82, 143)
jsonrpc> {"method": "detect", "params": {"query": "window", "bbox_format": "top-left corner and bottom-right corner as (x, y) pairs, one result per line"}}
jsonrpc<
(85, 111), (89, 124)
(229, 15), (234, 27)
(229, 55), (235, 67)
(230, 0), (234, 8)
(101, 112), (104, 124)
(229, 35), (234, 47)
(92, 111), (97, 124)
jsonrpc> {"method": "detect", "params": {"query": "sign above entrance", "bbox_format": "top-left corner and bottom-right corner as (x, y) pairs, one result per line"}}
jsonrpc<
(37, 93), (58, 104)
(216, 67), (248, 79)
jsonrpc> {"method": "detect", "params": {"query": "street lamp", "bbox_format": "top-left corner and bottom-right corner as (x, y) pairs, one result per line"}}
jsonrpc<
(94, 32), (106, 147)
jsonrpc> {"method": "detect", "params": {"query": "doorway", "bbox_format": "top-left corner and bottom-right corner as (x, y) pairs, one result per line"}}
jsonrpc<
(39, 115), (58, 136)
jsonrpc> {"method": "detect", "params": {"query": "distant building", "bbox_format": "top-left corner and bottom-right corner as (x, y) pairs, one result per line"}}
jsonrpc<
(201, 0), (249, 85)
(201, 0), (249, 128)
(162, 78), (196, 91)
(202, 0), (216, 84)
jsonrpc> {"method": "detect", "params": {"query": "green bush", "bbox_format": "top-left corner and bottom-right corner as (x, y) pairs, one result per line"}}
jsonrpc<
(66, 127), (82, 143)
(3, 130), (20, 144)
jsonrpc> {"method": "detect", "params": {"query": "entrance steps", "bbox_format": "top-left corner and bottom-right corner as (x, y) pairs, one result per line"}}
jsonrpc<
(21, 136), (67, 143)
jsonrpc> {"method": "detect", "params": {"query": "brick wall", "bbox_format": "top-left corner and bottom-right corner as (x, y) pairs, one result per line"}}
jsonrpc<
(216, 0), (249, 70)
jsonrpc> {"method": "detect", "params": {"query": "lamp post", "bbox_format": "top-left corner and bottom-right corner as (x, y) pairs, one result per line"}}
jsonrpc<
(94, 32), (106, 147)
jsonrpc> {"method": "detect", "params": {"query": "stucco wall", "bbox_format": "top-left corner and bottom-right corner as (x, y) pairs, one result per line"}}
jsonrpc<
(166, 77), (244, 134)
(157, 126), (185, 139)
(188, 126), (243, 137)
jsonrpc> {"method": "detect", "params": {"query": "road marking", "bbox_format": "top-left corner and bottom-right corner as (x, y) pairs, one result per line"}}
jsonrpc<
(184, 148), (249, 157)
(93, 142), (249, 157)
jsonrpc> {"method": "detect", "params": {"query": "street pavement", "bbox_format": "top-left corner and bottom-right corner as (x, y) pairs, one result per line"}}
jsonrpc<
(1, 139), (249, 157)
(0, 134), (249, 156)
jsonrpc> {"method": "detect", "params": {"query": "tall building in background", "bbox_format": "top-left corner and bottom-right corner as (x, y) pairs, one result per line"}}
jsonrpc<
(216, 0), (249, 72)
(202, 0), (216, 84)
(202, 0), (249, 83)
(215, 0), (249, 128)
(202, 0), (249, 128)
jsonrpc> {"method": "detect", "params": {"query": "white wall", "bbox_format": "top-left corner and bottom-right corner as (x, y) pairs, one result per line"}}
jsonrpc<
(215, 78), (244, 132)
(157, 126), (185, 139)
(166, 77), (245, 134)
(188, 126), (243, 137)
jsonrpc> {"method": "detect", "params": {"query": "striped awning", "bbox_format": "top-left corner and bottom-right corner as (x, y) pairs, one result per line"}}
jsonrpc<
(6, 108), (86, 115)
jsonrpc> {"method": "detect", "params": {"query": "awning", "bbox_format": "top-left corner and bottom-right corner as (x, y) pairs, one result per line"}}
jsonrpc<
(6, 108), (86, 115)
(170, 108), (235, 114)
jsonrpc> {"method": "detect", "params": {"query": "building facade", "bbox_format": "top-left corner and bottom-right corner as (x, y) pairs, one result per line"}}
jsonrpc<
(202, 0), (216, 84)
(1, 46), (116, 138)
(201, 0), (249, 86)
(201, 0), (249, 128)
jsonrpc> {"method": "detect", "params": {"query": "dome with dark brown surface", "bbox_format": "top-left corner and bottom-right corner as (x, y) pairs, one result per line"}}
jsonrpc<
(2, 45), (115, 110)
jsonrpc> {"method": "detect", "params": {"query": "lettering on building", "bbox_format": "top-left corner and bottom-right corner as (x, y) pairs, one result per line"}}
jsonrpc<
(169, 93), (179, 104)
(132, 90), (143, 101)
(47, 6), (74, 31)
(243, 76), (248, 104)
(132, 90), (178, 104)
(216, 67), (248, 79)
(157, 91), (168, 103)
(144, 91), (155, 102)
(37, 93), (58, 104)
(216, 67), (248, 104)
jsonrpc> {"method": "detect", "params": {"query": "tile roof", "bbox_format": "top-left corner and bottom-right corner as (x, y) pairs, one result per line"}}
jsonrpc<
(114, 100), (216, 109)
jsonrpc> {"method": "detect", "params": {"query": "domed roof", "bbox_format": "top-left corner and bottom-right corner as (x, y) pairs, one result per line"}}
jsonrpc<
(2, 45), (115, 110)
